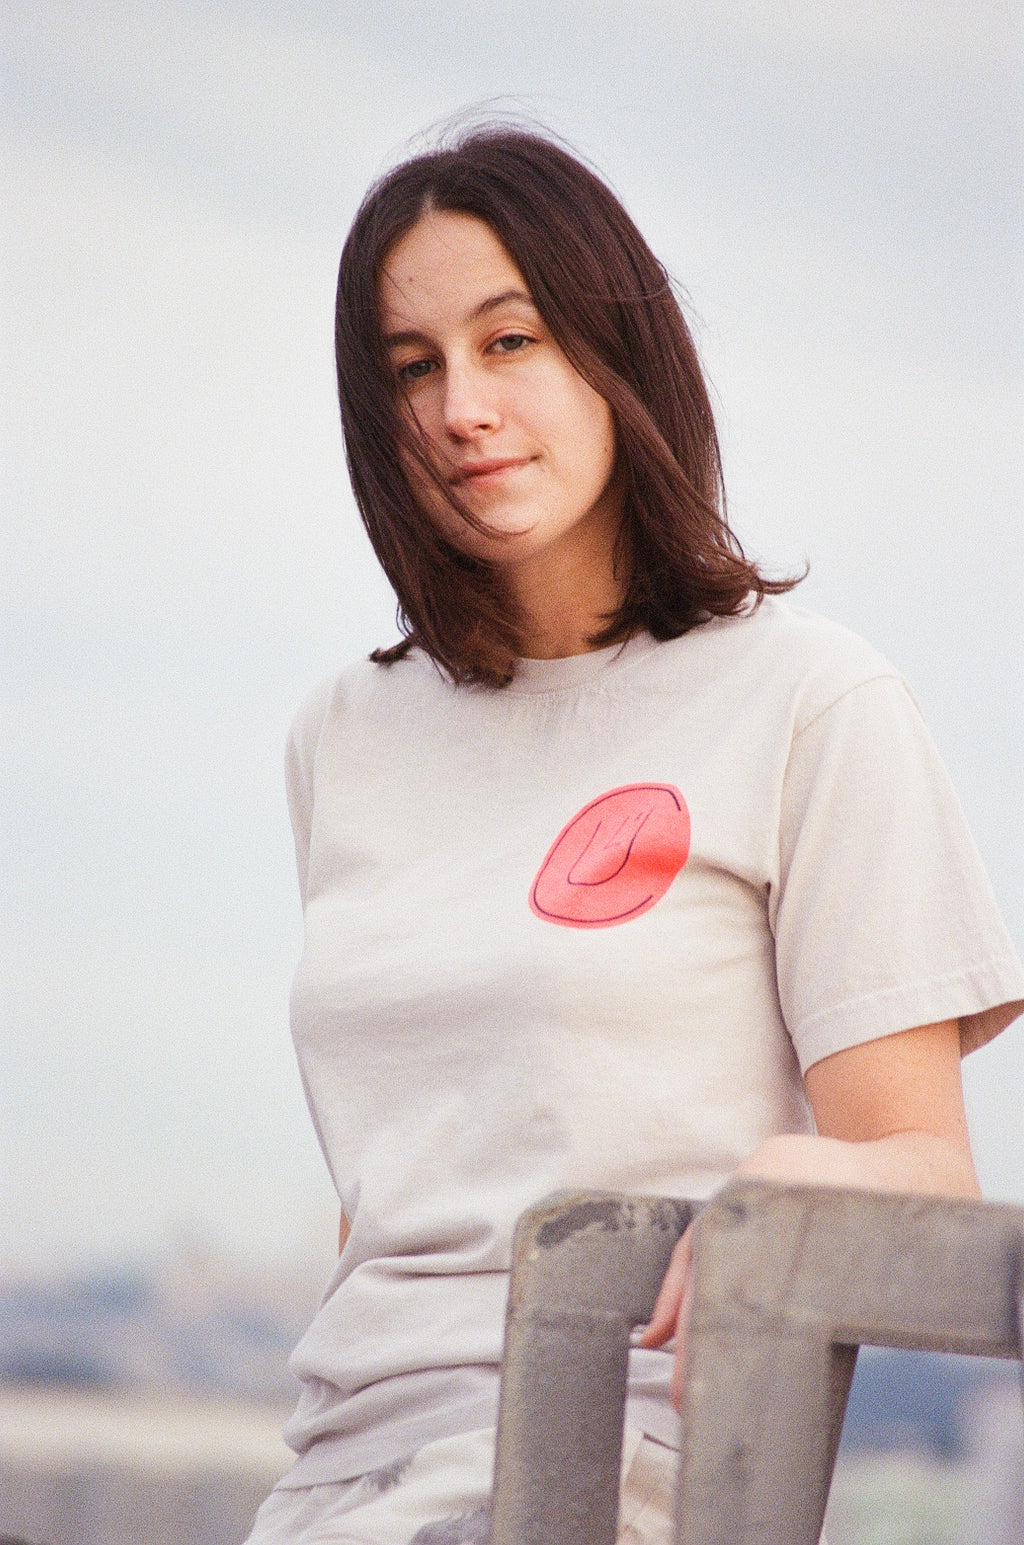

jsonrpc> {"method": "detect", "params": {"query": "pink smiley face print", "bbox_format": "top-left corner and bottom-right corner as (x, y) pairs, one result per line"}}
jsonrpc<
(530, 784), (691, 928)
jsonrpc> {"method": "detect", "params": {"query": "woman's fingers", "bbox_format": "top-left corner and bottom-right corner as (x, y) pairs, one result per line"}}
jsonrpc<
(638, 1225), (696, 1412)
(638, 1225), (693, 1348)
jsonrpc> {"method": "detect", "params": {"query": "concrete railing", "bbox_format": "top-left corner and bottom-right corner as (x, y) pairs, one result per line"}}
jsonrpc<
(490, 1180), (1024, 1545)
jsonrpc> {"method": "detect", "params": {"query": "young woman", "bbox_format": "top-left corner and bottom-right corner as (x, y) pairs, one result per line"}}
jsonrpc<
(245, 127), (1024, 1544)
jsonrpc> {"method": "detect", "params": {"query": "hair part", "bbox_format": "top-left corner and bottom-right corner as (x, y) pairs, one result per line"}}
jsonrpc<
(335, 123), (802, 686)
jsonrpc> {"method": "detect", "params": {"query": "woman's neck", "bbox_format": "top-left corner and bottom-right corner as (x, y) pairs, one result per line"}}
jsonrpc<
(510, 573), (627, 659)
(502, 514), (629, 660)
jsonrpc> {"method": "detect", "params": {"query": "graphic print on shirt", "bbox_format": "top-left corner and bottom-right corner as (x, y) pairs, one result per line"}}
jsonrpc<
(530, 783), (690, 928)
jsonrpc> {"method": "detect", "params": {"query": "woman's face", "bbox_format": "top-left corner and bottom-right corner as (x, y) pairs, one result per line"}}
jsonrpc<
(377, 211), (623, 582)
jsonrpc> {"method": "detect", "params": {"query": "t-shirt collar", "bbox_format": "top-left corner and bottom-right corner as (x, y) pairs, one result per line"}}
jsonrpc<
(507, 631), (659, 694)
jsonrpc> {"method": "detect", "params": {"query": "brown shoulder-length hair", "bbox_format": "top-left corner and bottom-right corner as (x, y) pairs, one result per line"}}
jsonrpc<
(335, 125), (800, 685)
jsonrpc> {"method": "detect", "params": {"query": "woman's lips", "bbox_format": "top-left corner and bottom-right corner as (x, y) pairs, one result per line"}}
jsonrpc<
(450, 457), (531, 486)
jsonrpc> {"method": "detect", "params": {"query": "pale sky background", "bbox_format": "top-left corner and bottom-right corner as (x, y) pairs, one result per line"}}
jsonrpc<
(3, 0), (1022, 1276)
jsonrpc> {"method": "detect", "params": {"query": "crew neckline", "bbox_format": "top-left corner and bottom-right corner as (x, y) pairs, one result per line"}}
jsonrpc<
(507, 631), (660, 694)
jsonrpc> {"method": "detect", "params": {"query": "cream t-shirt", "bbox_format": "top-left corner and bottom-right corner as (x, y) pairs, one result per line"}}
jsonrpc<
(278, 600), (1024, 1485)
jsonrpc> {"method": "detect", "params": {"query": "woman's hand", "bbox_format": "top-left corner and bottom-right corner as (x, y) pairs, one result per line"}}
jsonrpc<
(639, 1019), (979, 1409)
(636, 1134), (880, 1407)
(638, 1221), (694, 1410)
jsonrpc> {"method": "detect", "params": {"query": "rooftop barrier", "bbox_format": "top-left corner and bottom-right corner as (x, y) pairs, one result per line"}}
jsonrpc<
(491, 1180), (1024, 1545)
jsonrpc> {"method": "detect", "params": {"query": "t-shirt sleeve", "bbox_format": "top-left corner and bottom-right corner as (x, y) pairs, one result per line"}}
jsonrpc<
(773, 672), (1024, 1072)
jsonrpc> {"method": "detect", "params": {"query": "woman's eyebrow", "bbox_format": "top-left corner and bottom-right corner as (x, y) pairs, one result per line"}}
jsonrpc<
(382, 289), (538, 349)
(469, 288), (537, 321)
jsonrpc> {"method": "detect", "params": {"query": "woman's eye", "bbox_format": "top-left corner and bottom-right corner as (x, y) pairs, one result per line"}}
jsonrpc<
(493, 333), (530, 354)
(397, 358), (434, 383)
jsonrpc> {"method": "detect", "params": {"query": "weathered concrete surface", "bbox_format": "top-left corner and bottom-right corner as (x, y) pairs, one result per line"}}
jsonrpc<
(679, 1181), (1024, 1544)
(491, 1191), (695, 1545)
(491, 1180), (1024, 1545)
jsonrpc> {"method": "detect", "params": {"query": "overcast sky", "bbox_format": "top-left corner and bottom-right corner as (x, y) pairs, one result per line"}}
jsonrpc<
(3, 0), (1022, 1275)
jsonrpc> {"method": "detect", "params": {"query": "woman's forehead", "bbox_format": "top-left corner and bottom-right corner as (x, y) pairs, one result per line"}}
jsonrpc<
(378, 212), (534, 338)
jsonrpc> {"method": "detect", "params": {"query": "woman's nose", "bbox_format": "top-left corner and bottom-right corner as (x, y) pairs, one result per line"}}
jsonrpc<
(442, 363), (501, 438)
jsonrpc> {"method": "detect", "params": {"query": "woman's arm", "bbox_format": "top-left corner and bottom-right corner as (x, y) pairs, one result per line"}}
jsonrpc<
(740, 1017), (979, 1196)
(640, 1018), (979, 1405)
